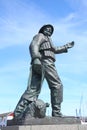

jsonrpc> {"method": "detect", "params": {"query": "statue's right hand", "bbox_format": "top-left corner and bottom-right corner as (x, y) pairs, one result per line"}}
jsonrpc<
(65, 41), (74, 49)
(32, 58), (42, 74)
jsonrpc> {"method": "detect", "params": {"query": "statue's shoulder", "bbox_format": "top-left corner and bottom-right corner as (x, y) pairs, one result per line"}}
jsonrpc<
(36, 33), (45, 38)
(33, 33), (46, 41)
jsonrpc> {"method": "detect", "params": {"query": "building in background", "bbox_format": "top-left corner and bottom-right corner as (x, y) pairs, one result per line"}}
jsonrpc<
(0, 112), (13, 127)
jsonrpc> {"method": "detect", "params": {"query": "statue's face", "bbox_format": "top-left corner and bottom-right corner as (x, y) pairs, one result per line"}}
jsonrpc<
(43, 26), (52, 36)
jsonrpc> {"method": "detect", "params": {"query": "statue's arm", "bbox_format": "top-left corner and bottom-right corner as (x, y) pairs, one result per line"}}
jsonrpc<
(29, 33), (45, 74)
(29, 34), (44, 61)
(54, 41), (74, 54)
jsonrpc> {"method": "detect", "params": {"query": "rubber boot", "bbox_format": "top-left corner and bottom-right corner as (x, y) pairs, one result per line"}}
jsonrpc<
(51, 88), (63, 117)
(52, 103), (62, 117)
(14, 98), (30, 119)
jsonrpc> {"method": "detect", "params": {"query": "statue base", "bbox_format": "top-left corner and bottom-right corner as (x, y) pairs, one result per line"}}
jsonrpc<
(1, 124), (87, 130)
(7, 116), (81, 126)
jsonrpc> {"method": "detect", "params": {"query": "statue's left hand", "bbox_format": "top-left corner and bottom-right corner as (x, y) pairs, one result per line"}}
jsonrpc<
(32, 58), (42, 74)
(65, 41), (74, 49)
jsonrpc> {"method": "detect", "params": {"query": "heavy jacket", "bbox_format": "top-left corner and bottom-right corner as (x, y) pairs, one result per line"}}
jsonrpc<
(29, 33), (68, 63)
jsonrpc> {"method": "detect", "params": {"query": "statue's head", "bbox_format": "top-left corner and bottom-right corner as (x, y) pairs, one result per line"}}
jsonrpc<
(39, 24), (54, 36)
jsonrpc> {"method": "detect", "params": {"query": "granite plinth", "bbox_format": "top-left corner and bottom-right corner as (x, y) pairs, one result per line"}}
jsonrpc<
(7, 116), (81, 126)
(1, 125), (87, 130)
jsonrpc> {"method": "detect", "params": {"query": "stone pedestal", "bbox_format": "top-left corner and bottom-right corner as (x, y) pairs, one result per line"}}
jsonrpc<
(7, 116), (81, 126)
(1, 125), (87, 130)
(0, 116), (83, 130)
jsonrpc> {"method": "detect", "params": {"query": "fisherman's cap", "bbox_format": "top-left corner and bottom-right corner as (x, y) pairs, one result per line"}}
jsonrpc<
(39, 24), (54, 35)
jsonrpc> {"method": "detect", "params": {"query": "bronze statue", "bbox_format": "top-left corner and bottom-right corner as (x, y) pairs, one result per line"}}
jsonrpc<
(14, 24), (74, 119)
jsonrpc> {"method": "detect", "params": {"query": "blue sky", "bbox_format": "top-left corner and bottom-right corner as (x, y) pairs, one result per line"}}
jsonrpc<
(0, 0), (87, 117)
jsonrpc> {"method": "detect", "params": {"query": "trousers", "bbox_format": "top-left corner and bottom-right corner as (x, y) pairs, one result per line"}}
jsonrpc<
(14, 59), (63, 117)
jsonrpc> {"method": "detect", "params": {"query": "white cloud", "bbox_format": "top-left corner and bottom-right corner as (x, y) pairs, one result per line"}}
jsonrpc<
(0, 0), (50, 49)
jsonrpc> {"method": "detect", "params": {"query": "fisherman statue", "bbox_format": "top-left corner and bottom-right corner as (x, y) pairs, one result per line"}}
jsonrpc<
(13, 24), (74, 119)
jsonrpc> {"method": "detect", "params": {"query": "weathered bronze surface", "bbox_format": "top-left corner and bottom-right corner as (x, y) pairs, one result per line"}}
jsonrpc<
(14, 24), (74, 119)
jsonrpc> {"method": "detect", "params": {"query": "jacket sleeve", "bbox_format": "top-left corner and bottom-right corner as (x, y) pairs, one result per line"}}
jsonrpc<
(53, 45), (68, 54)
(29, 33), (45, 61)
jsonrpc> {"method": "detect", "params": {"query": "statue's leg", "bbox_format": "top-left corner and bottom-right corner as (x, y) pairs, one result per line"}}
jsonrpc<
(22, 66), (44, 102)
(14, 97), (30, 119)
(14, 67), (43, 119)
(51, 87), (63, 117)
(45, 63), (63, 117)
